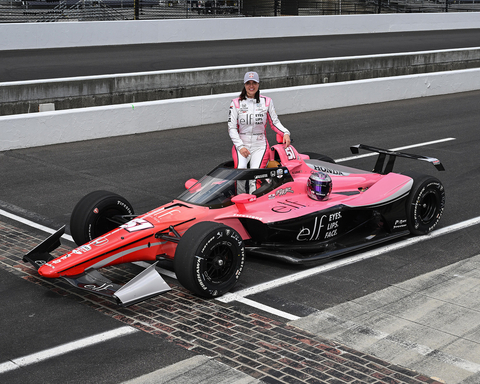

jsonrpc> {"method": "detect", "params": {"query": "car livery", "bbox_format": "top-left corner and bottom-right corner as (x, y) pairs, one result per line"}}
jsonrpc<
(24, 143), (445, 305)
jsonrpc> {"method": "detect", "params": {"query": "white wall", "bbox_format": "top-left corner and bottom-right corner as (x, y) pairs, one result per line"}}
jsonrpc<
(1, 13), (480, 51)
(2, 13), (479, 151)
(1, 68), (479, 151)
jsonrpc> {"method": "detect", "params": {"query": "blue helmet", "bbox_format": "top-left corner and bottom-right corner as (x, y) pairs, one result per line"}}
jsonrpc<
(307, 172), (332, 201)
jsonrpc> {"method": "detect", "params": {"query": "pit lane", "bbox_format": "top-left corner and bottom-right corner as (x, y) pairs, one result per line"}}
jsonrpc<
(1, 90), (480, 383)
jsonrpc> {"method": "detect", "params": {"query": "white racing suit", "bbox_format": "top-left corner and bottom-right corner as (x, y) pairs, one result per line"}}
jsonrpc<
(228, 95), (290, 193)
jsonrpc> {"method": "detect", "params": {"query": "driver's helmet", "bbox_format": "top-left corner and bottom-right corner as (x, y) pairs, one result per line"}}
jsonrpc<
(307, 172), (332, 201)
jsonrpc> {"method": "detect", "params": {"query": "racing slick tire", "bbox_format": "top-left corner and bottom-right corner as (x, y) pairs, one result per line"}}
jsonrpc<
(405, 174), (445, 235)
(70, 190), (134, 245)
(174, 221), (245, 298)
(303, 152), (336, 164)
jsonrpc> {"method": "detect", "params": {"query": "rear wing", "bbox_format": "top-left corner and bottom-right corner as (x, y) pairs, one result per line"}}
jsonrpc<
(350, 144), (445, 174)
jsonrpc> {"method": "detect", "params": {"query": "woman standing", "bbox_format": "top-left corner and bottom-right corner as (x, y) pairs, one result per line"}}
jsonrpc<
(228, 71), (291, 172)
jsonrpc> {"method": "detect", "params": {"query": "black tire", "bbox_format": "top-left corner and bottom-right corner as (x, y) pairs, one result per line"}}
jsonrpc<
(174, 222), (245, 298)
(303, 152), (336, 164)
(405, 175), (445, 235)
(70, 190), (134, 245)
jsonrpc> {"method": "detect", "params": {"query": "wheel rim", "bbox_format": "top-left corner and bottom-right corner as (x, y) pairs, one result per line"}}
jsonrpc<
(202, 244), (235, 284)
(418, 191), (437, 224)
(91, 208), (125, 239)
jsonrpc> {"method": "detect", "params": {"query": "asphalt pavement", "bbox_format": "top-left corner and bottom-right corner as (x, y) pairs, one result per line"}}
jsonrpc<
(120, 250), (480, 384)
(292, 249), (480, 384)
(120, 251), (480, 384)
(2, 29), (480, 82)
(3, 18), (480, 378)
(0, 219), (450, 384)
(2, 90), (480, 383)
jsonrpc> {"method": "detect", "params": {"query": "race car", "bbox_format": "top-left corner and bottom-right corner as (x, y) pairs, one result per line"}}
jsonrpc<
(23, 143), (445, 305)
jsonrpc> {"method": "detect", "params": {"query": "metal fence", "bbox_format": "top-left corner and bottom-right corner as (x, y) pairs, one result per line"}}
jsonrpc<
(0, 0), (479, 23)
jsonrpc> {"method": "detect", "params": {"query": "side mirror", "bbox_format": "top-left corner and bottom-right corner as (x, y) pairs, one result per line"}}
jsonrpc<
(185, 178), (198, 190)
(231, 194), (257, 204)
(231, 194), (256, 213)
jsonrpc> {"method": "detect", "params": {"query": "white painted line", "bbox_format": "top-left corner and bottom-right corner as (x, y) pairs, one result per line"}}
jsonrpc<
(0, 326), (138, 374)
(235, 297), (300, 321)
(218, 216), (480, 304)
(0, 208), (74, 243)
(335, 137), (456, 163)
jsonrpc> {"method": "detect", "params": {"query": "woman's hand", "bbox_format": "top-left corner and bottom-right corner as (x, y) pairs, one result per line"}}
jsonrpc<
(283, 134), (291, 148)
(239, 147), (250, 158)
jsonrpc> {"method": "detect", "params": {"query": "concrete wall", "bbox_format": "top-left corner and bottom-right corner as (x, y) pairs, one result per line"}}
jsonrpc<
(2, 13), (479, 151)
(1, 13), (480, 51)
(1, 68), (479, 152)
(3, 48), (480, 116)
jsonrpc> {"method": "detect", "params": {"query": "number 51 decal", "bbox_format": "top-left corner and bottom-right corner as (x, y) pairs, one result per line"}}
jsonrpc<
(285, 146), (296, 160)
(121, 218), (154, 232)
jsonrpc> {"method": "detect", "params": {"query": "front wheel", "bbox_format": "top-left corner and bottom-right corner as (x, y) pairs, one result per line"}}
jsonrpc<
(406, 175), (445, 235)
(70, 190), (134, 245)
(174, 222), (245, 298)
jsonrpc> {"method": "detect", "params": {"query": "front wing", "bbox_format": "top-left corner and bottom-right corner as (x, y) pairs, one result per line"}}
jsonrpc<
(23, 227), (171, 306)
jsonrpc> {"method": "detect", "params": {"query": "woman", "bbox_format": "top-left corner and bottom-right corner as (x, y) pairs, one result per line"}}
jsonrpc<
(228, 71), (291, 173)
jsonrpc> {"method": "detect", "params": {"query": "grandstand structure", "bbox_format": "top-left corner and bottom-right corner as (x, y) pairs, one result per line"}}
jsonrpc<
(0, 0), (479, 23)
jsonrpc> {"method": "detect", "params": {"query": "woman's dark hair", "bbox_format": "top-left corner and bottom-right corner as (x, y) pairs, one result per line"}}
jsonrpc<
(239, 86), (260, 103)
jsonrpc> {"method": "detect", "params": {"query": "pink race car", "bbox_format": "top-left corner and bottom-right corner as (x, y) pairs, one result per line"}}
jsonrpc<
(24, 143), (445, 305)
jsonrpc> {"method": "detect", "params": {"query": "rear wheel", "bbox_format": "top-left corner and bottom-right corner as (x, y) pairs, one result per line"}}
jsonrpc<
(70, 190), (134, 245)
(174, 222), (245, 298)
(406, 175), (445, 235)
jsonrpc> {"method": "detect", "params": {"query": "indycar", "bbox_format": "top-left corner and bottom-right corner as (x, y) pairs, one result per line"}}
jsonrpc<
(24, 142), (445, 305)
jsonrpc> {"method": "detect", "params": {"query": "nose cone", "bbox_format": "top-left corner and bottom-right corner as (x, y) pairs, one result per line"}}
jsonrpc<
(38, 263), (60, 278)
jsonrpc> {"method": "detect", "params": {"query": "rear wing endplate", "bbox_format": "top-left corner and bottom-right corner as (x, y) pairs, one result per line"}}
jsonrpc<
(350, 144), (445, 174)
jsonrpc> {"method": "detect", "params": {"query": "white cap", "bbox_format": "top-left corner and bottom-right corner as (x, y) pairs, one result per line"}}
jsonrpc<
(244, 71), (259, 83)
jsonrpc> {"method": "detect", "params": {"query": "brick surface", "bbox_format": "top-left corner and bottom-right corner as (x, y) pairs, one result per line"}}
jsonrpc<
(0, 220), (445, 384)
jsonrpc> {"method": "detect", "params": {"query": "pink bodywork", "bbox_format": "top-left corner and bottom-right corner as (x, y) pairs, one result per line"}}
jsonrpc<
(38, 144), (412, 279)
